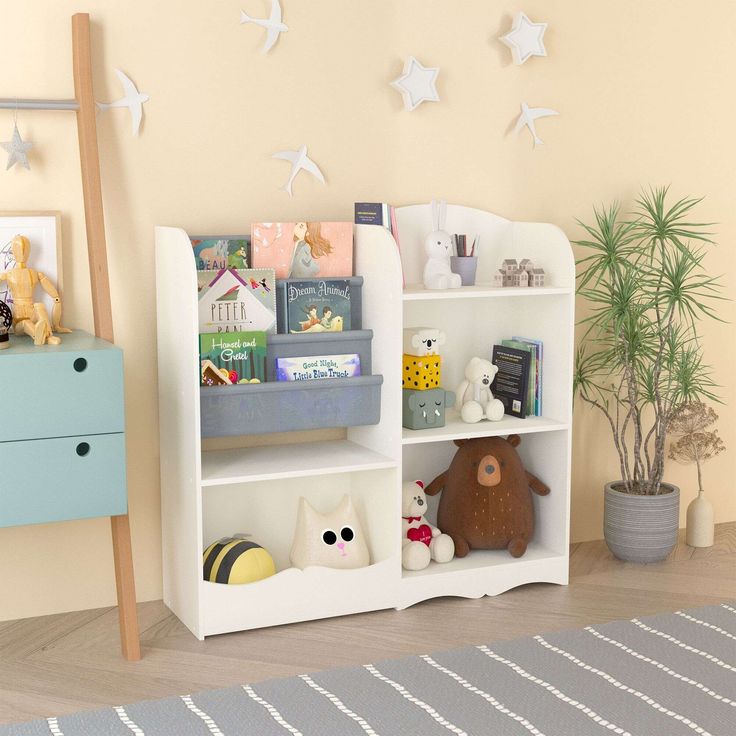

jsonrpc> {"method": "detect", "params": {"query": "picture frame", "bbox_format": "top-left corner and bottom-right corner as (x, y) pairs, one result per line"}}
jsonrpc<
(0, 212), (63, 320)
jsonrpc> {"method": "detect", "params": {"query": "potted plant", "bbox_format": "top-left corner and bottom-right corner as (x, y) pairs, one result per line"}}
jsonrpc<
(668, 401), (725, 548)
(574, 187), (723, 562)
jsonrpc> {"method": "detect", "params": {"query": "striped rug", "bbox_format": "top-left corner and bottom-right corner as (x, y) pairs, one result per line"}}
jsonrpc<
(4, 603), (736, 736)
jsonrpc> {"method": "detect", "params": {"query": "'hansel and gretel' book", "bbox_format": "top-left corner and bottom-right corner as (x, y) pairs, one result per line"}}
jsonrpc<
(276, 354), (361, 381)
(191, 237), (250, 270)
(280, 279), (352, 334)
(197, 268), (277, 334)
(199, 331), (268, 386)
(251, 222), (353, 279)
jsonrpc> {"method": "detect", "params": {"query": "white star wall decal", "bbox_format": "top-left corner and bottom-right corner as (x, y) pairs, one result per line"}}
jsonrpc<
(391, 57), (440, 112)
(1, 123), (33, 171)
(500, 12), (548, 65)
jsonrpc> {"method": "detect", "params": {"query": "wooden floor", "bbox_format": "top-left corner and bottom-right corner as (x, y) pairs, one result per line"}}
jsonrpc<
(1, 523), (735, 725)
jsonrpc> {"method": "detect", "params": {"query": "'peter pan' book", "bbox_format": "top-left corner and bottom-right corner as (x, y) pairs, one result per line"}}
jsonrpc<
(197, 268), (276, 334)
(251, 222), (353, 279)
(191, 236), (250, 270)
(280, 278), (352, 334)
(199, 331), (267, 386)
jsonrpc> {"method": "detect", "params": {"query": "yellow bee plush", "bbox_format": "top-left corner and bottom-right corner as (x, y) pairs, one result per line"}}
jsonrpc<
(203, 535), (276, 584)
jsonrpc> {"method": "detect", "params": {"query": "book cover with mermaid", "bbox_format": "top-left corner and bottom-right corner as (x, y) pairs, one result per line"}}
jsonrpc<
(251, 221), (353, 279)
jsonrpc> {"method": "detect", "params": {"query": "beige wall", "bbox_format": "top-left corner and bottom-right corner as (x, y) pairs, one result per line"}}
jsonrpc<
(1, 0), (733, 621)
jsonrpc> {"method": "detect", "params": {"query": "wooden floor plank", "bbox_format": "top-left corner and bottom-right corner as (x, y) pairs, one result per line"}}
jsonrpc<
(1, 523), (734, 726)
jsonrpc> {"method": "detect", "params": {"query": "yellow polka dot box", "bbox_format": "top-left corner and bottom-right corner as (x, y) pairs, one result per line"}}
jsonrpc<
(402, 354), (441, 390)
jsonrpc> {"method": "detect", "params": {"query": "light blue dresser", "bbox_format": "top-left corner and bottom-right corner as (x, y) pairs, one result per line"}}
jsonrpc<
(0, 330), (127, 527)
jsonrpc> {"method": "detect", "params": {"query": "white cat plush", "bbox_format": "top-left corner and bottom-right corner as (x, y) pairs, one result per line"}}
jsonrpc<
(290, 495), (370, 570)
(423, 200), (462, 290)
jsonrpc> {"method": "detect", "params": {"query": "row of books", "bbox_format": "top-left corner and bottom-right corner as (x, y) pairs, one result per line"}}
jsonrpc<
(192, 220), (354, 279)
(491, 338), (543, 419)
(194, 238), (360, 388)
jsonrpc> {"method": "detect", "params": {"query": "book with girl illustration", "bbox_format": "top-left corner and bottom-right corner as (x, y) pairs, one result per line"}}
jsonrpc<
(251, 222), (353, 279)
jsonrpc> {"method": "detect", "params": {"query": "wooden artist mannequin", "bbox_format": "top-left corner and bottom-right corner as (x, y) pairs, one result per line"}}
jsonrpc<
(0, 235), (71, 345)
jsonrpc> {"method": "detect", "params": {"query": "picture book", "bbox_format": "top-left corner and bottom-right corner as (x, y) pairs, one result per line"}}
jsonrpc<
(251, 222), (353, 279)
(191, 236), (250, 270)
(281, 278), (352, 334)
(197, 268), (276, 334)
(512, 336), (543, 415)
(354, 203), (390, 228)
(199, 331), (267, 386)
(502, 339), (538, 416)
(491, 344), (531, 419)
(276, 354), (361, 381)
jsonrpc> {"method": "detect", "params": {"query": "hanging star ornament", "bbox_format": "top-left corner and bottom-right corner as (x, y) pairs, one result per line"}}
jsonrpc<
(1, 122), (33, 171)
(500, 12), (548, 65)
(391, 57), (440, 112)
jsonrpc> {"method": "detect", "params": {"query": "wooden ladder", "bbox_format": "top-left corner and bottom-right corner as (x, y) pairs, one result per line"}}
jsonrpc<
(0, 13), (141, 661)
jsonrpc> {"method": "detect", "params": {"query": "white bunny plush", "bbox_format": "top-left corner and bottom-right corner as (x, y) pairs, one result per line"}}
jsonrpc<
(423, 200), (462, 290)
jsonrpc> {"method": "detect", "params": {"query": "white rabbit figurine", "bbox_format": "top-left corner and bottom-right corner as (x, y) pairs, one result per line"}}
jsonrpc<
(423, 200), (462, 290)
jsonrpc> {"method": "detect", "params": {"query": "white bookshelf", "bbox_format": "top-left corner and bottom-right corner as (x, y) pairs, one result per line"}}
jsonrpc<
(155, 203), (573, 639)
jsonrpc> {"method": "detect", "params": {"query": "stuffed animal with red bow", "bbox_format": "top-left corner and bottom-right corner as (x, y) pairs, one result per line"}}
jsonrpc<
(402, 480), (455, 570)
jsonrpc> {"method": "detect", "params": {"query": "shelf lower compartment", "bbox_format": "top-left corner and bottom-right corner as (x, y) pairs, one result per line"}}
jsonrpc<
(200, 374), (383, 437)
(201, 439), (396, 486)
(402, 411), (568, 444)
(200, 558), (397, 637)
(396, 544), (568, 610)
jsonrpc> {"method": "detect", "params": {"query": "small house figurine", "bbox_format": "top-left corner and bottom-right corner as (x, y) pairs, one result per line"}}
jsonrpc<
(493, 258), (545, 288)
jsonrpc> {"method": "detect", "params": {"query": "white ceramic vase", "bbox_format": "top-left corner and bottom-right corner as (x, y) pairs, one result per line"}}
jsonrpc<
(686, 490), (714, 548)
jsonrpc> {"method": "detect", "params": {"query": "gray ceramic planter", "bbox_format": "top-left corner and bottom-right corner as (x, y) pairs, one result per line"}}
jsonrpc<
(604, 482), (680, 563)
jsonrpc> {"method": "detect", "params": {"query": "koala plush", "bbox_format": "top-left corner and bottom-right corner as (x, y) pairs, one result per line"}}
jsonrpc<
(403, 327), (446, 357)
(402, 480), (455, 570)
(456, 357), (505, 423)
(403, 388), (455, 430)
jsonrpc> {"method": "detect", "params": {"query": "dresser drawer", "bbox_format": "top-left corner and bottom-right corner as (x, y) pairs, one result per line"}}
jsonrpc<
(0, 433), (127, 527)
(0, 332), (124, 442)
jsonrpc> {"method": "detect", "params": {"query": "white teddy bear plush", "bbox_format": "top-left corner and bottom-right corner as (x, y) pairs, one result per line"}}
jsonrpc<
(456, 356), (505, 423)
(423, 200), (462, 291)
(402, 480), (455, 570)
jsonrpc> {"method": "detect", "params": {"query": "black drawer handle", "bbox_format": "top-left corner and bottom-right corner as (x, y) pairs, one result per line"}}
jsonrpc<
(73, 357), (87, 372)
(76, 442), (90, 457)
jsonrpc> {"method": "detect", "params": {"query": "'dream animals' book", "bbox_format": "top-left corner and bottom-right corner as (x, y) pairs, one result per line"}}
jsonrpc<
(191, 237), (250, 270)
(282, 279), (352, 334)
(276, 353), (361, 381)
(251, 222), (353, 279)
(199, 331), (267, 386)
(197, 268), (277, 334)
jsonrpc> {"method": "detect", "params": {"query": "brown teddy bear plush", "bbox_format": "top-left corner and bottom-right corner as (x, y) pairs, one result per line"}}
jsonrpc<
(425, 435), (549, 558)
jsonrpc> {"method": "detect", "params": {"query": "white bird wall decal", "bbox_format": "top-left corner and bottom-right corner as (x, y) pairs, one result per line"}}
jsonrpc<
(272, 144), (325, 196)
(96, 69), (149, 137)
(513, 102), (559, 148)
(240, 0), (288, 53)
